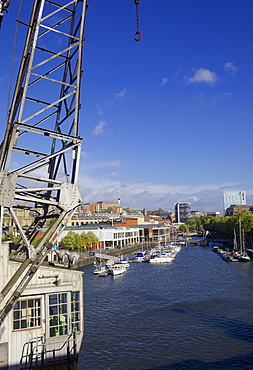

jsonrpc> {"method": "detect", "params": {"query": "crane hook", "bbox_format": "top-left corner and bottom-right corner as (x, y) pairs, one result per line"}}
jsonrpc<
(134, 30), (142, 42)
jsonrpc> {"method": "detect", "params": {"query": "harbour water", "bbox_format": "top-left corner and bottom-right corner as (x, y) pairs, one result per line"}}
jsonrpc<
(77, 245), (253, 369)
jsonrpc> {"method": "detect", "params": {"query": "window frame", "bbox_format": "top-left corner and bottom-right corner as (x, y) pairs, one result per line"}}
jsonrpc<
(13, 297), (42, 331)
(46, 291), (81, 338)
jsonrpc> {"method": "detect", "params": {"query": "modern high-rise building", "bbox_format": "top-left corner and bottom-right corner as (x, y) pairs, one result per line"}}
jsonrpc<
(174, 202), (191, 223)
(223, 191), (246, 212)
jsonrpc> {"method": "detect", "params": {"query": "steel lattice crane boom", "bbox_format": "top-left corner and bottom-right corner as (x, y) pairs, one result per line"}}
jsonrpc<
(0, 0), (142, 329)
(0, 0), (87, 327)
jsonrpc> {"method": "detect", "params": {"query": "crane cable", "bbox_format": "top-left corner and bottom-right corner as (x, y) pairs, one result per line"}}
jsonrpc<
(134, 0), (142, 41)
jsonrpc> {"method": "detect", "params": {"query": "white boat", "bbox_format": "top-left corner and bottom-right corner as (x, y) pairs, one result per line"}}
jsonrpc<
(119, 260), (130, 268)
(119, 256), (130, 267)
(238, 253), (251, 262)
(94, 264), (108, 275)
(170, 245), (181, 253)
(98, 268), (110, 277)
(109, 263), (127, 275)
(233, 223), (251, 262)
(134, 251), (146, 262)
(149, 252), (174, 263)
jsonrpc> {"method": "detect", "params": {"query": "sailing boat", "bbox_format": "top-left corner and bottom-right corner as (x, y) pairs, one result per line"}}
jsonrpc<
(94, 236), (110, 275)
(233, 218), (250, 262)
(231, 228), (240, 261)
(239, 225), (250, 262)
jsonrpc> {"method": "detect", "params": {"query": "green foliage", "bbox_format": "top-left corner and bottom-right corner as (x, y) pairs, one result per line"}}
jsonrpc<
(31, 235), (50, 246)
(86, 231), (99, 245)
(179, 224), (188, 232)
(147, 208), (164, 215)
(185, 216), (203, 231)
(59, 231), (77, 250)
(8, 232), (22, 245)
(60, 230), (99, 250)
(184, 210), (253, 244)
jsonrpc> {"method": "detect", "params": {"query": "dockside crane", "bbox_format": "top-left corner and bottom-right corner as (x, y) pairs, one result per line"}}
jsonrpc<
(0, 0), (87, 327)
(0, 0), (141, 328)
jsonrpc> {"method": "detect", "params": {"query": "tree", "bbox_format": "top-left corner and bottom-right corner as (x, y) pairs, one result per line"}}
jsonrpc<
(186, 216), (203, 231)
(157, 208), (163, 215)
(60, 231), (77, 250)
(87, 231), (99, 245)
(199, 210), (253, 245)
(60, 230), (99, 250)
(179, 224), (188, 232)
(8, 232), (22, 245)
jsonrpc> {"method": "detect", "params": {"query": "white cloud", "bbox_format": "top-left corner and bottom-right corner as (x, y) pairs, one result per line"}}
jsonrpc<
(186, 68), (219, 86)
(172, 68), (183, 80)
(219, 92), (233, 98)
(105, 98), (115, 106)
(105, 89), (127, 106)
(105, 172), (120, 178)
(77, 173), (243, 212)
(160, 77), (168, 86)
(114, 88), (127, 98)
(224, 62), (238, 75)
(192, 92), (205, 103)
(92, 121), (106, 136)
(109, 160), (122, 169)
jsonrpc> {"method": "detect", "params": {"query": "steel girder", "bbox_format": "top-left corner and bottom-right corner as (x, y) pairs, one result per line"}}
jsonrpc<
(0, 0), (87, 324)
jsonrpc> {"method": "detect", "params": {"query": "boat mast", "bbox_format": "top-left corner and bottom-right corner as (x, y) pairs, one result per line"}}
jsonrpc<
(233, 228), (237, 251)
(239, 217), (242, 253)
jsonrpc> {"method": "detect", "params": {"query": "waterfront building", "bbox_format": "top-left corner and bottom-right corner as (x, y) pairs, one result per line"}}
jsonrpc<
(67, 215), (139, 227)
(223, 191), (246, 212)
(82, 200), (122, 214)
(190, 211), (222, 218)
(58, 223), (172, 249)
(225, 204), (252, 216)
(190, 211), (206, 217)
(59, 225), (142, 249)
(206, 212), (222, 217)
(174, 202), (191, 223)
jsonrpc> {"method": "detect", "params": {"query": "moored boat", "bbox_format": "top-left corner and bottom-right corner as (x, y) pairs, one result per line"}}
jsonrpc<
(149, 252), (174, 263)
(109, 263), (127, 276)
(134, 251), (146, 262)
(238, 253), (251, 262)
(94, 264), (108, 275)
(98, 268), (110, 277)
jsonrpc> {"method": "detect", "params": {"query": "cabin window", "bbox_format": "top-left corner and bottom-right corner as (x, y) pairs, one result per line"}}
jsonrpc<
(13, 298), (41, 330)
(71, 291), (80, 332)
(48, 291), (81, 337)
(49, 293), (68, 337)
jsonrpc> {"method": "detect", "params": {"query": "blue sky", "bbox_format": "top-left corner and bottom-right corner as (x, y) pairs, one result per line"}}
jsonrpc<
(1, 0), (253, 212)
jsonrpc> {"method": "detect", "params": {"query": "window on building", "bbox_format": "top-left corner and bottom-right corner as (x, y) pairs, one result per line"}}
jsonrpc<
(13, 298), (41, 330)
(71, 291), (81, 332)
(48, 291), (81, 337)
(49, 293), (68, 337)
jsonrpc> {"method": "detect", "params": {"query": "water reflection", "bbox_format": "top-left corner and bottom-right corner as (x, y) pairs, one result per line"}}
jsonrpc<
(78, 246), (253, 369)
